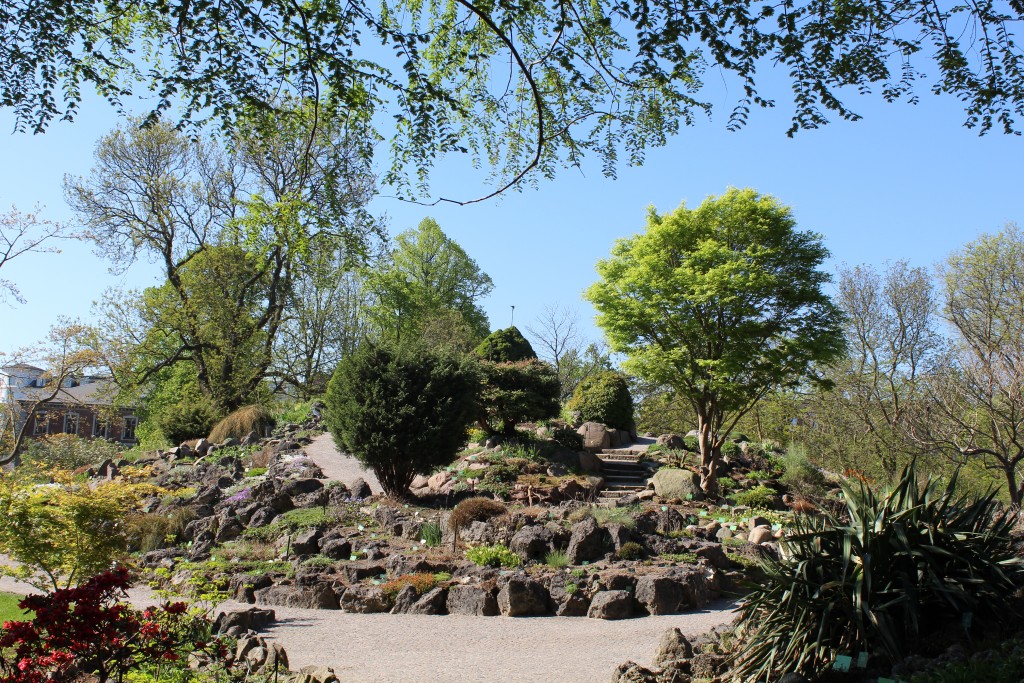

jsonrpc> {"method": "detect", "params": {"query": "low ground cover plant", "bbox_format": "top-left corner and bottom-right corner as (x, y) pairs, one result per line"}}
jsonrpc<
(381, 573), (439, 600)
(466, 543), (521, 568)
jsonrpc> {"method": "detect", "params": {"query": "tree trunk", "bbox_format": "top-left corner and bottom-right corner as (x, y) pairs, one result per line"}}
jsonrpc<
(697, 415), (720, 496)
(1005, 465), (1021, 507)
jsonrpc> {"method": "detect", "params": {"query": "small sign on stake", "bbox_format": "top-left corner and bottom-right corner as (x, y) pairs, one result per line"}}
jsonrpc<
(856, 652), (869, 668)
(832, 655), (852, 672)
(962, 612), (973, 630)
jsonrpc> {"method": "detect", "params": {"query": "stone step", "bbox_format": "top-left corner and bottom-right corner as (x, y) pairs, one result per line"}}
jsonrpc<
(600, 488), (644, 497)
(600, 460), (649, 470)
(599, 450), (645, 459)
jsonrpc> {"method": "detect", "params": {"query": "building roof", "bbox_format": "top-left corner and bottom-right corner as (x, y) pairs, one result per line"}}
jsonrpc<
(17, 378), (121, 407)
(1, 363), (44, 373)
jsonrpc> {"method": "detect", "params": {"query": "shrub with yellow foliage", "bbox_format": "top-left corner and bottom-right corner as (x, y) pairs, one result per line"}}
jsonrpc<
(0, 471), (160, 591)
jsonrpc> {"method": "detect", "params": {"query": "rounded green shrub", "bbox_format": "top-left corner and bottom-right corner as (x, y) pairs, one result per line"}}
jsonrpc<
(156, 396), (222, 444)
(565, 371), (634, 430)
(477, 359), (561, 435)
(324, 344), (479, 496)
(731, 484), (777, 509)
(616, 541), (644, 560)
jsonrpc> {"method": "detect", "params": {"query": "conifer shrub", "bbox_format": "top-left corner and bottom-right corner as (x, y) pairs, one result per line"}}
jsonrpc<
(474, 326), (536, 362)
(565, 370), (634, 430)
(156, 394), (222, 444)
(476, 359), (561, 435)
(324, 344), (479, 497)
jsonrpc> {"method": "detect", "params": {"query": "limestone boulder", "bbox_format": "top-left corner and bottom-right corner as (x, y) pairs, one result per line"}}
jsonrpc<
(749, 525), (775, 545)
(653, 627), (693, 666)
(254, 584), (338, 610)
(577, 422), (611, 450)
(446, 584), (499, 616)
(509, 524), (555, 562)
(338, 585), (390, 613)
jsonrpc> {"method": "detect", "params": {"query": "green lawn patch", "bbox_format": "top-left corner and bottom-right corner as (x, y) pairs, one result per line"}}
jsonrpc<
(0, 591), (27, 623)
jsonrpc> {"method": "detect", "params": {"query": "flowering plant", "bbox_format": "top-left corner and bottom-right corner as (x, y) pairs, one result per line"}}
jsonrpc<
(0, 567), (230, 683)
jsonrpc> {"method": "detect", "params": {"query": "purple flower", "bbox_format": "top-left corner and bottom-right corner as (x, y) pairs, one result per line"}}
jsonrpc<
(225, 487), (252, 504)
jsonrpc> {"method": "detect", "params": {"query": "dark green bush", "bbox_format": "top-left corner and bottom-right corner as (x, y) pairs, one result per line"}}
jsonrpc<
(477, 359), (560, 435)
(683, 435), (699, 452)
(565, 370), (634, 430)
(156, 394), (222, 444)
(732, 463), (1024, 680)
(617, 541), (644, 560)
(474, 326), (536, 362)
(324, 344), (479, 496)
(551, 427), (584, 451)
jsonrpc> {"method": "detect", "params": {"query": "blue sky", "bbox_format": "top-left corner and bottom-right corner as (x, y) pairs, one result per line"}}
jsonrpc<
(1, 76), (1021, 357)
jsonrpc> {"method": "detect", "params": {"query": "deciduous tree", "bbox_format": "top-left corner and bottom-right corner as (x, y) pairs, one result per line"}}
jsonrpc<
(917, 224), (1024, 504)
(0, 320), (101, 464)
(364, 218), (493, 344)
(3, 1), (1023, 200)
(69, 108), (377, 410)
(0, 205), (68, 305)
(586, 188), (845, 494)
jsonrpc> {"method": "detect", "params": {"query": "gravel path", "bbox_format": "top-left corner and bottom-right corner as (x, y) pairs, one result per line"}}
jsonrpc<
(252, 601), (738, 683)
(306, 432), (381, 495)
(0, 571), (738, 683)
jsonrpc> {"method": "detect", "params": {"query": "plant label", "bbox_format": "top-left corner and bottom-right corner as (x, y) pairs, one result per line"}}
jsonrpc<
(856, 652), (868, 668)
(832, 655), (852, 672)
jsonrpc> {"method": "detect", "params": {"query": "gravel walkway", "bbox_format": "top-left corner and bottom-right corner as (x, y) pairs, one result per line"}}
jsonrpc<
(251, 601), (738, 683)
(306, 432), (381, 495)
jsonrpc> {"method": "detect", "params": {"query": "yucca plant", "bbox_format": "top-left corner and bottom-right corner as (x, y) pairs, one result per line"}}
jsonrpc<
(731, 462), (1024, 681)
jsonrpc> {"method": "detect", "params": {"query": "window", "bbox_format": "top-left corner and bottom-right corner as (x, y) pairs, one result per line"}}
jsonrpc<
(64, 411), (80, 435)
(121, 415), (138, 441)
(33, 411), (48, 436)
(93, 415), (109, 439)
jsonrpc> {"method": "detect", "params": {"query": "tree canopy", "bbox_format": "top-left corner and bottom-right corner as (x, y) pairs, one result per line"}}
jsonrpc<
(363, 218), (493, 345)
(70, 110), (377, 414)
(3, 1), (1022, 200)
(586, 188), (845, 494)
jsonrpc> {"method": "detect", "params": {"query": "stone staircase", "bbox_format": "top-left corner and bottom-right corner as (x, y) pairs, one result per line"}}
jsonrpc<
(596, 452), (654, 505)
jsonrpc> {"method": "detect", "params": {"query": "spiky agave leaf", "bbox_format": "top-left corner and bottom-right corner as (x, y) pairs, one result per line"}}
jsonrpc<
(730, 462), (1024, 681)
